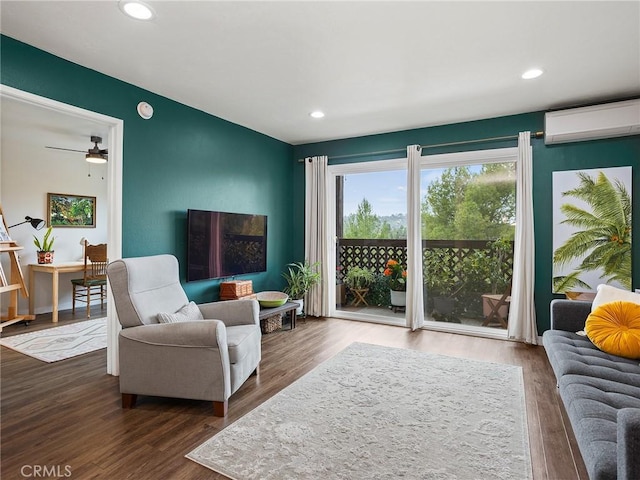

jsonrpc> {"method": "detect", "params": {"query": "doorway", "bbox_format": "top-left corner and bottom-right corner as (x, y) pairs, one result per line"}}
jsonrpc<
(0, 85), (123, 375)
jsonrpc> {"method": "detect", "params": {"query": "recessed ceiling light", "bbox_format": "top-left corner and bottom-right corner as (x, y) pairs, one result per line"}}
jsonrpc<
(310, 111), (325, 119)
(119, 0), (155, 20)
(522, 68), (543, 80)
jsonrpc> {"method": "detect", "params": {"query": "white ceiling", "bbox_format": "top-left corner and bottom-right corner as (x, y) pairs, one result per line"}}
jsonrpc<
(1, 96), (110, 154)
(1, 1), (639, 145)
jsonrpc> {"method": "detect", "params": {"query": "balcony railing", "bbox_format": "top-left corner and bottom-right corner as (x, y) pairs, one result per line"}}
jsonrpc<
(337, 238), (514, 320)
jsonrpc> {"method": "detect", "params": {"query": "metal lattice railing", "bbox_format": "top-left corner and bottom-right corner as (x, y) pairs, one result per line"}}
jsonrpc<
(338, 239), (512, 282)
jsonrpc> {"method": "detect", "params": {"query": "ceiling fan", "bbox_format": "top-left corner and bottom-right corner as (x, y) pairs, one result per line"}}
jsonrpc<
(46, 135), (108, 163)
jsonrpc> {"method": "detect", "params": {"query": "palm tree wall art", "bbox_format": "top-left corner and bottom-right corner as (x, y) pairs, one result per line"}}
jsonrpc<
(552, 166), (632, 293)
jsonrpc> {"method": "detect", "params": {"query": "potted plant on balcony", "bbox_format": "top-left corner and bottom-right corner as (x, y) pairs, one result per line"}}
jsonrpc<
(383, 260), (407, 309)
(282, 260), (321, 315)
(33, 226), (55, 264)
(425, 258), (463, 320)
(344, 266), (375, 307)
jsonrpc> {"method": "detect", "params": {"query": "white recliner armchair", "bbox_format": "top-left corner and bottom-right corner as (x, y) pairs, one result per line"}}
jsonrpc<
(107, 254), (261, 416)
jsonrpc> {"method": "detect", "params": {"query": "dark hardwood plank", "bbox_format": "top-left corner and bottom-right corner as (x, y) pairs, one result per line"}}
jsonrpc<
(1, 310), (587, 479)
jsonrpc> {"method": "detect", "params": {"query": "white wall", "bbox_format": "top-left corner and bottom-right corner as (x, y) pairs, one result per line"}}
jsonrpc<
(1, 136), (108, 314)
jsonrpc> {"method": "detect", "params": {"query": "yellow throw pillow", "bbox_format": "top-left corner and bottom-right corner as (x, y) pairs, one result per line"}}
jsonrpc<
(585, 301), (640, 360)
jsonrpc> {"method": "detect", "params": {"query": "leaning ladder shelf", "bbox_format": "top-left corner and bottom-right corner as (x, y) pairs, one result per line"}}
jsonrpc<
(0, 212), (35, 331)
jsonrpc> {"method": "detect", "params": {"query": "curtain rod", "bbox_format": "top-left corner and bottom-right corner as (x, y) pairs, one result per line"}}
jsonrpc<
(297, 131), (544, 163)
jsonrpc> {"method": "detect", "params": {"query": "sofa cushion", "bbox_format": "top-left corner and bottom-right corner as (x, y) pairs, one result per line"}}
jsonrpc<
(157, 301), (204, 324)
(592, 284), (640, 311)
(586, 301), (640, 360)
(542, 330), (640, 386)
(559, 375), (640, 480)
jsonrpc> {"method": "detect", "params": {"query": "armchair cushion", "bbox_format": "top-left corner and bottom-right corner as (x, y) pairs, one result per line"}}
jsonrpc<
(227, 325), (261, 364)
(198, 299), (259, 327)
(157, 301), (204, 324)
(119, 320), (227, 348)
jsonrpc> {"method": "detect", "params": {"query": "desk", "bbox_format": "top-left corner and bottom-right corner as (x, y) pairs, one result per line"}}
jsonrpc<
(259, 301), (299, 330)
(29, 262), (85, 323)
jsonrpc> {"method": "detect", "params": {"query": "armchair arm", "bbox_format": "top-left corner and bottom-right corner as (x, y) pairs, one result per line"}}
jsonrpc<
(618, 408), (640, 480)
(198, 299), (259, 327)
(550, 299), (592, 332)
(119, 320), (227, 349)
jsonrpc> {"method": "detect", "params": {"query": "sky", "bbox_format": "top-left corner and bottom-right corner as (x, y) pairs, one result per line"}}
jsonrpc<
(342, 167), (476, 216)
(343, 169), (448, 217)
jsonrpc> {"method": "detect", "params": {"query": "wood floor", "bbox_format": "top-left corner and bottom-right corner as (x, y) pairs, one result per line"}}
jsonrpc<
(1, 309), (588, 480)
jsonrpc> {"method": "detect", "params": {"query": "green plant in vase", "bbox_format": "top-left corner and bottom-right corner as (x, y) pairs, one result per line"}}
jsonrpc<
(383, 260), (407, 309)
(282, 260), (321, 315)
(344, 267), (375, 290)
(344, 266), (374, 307)
(33, 226), (55, 264)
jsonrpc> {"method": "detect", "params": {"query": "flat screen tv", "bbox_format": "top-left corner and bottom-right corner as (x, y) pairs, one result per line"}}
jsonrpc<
(187, 209), (267, 282)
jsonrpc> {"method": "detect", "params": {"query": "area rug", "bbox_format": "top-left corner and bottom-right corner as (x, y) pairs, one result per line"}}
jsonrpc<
(187, 342), (532, 480)
(0, 317), (107, 362)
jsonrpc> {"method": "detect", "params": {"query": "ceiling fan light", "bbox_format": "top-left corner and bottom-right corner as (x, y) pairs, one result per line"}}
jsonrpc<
(86, 152), (108, 164)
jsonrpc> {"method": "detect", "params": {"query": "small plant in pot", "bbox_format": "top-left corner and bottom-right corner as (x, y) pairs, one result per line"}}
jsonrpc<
(282, 260), (321, 315)
(344, 267), (375, 306)
(33, 226), (55, 264)
(383, 260), (407, 309)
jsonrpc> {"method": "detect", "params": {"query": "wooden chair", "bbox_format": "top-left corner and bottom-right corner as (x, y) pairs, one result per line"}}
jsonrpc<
(71, 241), (107, 318)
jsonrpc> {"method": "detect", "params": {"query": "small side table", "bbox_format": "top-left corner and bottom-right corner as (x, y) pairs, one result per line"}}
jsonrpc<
(258, 301), (299, 330)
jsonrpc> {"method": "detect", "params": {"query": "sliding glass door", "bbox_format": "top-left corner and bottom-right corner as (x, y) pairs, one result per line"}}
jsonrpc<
(328, 148), (518, 337)
(330, 160), (407, 326)
(420, 157), (516, 334)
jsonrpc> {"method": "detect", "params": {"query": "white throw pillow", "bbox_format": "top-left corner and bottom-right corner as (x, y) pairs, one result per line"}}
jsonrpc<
(157, 301), (204, 323)
(591, 284), (640, 311)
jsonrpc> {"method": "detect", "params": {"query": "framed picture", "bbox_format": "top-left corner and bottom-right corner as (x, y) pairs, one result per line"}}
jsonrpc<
(552, 166), (632, 294)
(47, 193), (96, 228)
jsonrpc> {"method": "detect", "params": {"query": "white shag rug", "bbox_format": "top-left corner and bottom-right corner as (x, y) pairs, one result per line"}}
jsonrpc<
(187, 342), (532, 480)
(0, 317), (107, 362)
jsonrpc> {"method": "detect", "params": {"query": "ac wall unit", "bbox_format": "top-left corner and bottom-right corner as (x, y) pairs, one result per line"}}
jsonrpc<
(544, 98), (640, 145)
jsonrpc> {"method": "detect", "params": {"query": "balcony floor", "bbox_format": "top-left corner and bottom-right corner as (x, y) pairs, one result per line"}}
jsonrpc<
(336, 304), (492, 328)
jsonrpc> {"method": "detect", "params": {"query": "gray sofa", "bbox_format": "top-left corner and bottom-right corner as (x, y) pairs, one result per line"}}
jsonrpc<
(542, 299), (640, 480)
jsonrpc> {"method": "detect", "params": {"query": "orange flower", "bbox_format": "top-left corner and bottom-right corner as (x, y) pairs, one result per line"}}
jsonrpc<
(385, 259), (407, 291)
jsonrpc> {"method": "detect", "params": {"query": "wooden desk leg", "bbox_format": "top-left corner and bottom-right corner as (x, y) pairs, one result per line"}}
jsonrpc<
(291, 309), (297, 329)
(29, 266), (35, 317)
(52, 270), (59, 323)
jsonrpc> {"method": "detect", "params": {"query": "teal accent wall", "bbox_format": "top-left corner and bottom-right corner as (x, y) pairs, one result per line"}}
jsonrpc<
(293, 114), (639, 333)
(4, 34), (637, 331)
(1, 35), (294, 302)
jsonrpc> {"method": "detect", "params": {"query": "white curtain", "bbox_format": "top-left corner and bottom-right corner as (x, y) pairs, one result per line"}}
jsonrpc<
(304, 155), (330, 317)
(507, 132), (538, 344)
(406, 145), (425, 330)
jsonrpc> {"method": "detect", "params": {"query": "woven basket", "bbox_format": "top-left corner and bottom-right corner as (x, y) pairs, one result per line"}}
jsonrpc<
(260, 314), (282, 334)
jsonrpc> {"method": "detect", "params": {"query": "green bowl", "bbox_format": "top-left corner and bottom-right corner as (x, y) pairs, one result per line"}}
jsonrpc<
(256, 291), (288, 308)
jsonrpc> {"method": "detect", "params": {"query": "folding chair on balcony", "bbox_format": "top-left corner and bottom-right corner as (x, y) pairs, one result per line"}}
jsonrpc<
(481, 285), (511, 328)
